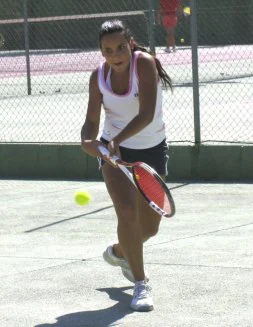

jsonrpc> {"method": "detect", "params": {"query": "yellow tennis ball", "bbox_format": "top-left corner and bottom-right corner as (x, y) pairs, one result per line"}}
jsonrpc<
(184, 6), (191, 16)
(180, 38), (185, 43)
(74, 190), (92, 206)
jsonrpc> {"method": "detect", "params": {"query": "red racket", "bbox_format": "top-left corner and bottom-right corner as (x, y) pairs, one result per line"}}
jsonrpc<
(98, 145), (175, 218)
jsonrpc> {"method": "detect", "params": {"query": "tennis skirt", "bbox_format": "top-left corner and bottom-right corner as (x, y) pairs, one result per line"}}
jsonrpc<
(99, 137), (169, 176)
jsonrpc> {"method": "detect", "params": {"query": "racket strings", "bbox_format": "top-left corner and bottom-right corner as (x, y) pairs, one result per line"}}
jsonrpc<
(133, 166), (173, 215)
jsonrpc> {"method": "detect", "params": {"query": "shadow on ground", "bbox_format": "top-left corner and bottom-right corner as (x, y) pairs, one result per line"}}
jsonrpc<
(35, 286), (133, 327)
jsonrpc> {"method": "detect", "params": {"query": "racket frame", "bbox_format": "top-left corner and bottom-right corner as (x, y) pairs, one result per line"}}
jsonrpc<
(98, 145), (175, 218)
(132, 162), (175, 217)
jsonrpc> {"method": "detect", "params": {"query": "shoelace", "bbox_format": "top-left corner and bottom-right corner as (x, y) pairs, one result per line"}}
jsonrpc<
(133, 283), (152, 299)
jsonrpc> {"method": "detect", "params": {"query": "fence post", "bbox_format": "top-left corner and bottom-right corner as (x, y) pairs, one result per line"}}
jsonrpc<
(147, 0), (156, 55)
(190, 0), (201, 144)
(23, 0), (32, 95)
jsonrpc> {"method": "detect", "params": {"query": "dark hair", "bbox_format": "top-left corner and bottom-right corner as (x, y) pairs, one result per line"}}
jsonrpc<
(99, 20), (172, 90)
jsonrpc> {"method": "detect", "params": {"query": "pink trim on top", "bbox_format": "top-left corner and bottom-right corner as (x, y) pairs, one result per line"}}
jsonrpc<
(101, 53), (136, 97)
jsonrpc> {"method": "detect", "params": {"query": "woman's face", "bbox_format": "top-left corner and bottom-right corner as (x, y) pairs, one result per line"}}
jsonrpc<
(100, 32), (132, 73)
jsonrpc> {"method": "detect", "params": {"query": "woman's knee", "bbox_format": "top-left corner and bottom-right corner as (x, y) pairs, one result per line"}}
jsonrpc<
(138, 207), (162, 239)
(142, 223), (160, 239)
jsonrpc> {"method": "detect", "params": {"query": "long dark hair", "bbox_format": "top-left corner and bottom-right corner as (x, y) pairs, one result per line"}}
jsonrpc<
(99, 20), (172, 90)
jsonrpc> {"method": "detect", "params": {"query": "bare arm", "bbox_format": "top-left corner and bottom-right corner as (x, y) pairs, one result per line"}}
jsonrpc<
(81, 69), (103, 157)
(109, 53), (158, 153)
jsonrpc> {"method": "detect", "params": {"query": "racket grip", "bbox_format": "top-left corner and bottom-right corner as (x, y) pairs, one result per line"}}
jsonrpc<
(98, 145), (119, 165)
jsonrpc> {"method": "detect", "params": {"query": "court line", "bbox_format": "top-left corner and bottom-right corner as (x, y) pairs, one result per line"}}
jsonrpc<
(147, 262), (253, 271)
(145, 222), (253, 249)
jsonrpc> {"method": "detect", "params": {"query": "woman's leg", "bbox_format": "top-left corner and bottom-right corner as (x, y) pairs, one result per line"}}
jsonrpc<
(102, 163), (145, 281)
(138, 193), (162, 241)
(166, 26), (176, 49)
(113, 175), (166, 258)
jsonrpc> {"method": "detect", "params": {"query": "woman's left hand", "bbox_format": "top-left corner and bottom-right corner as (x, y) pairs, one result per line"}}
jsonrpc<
(108, 139), (121, 157)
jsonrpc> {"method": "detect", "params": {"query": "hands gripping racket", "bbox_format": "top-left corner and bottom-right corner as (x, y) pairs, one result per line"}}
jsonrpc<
(98, 145), (175, 218)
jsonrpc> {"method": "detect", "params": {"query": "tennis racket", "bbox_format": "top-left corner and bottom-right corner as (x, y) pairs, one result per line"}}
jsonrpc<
(98, 145), (175, 218)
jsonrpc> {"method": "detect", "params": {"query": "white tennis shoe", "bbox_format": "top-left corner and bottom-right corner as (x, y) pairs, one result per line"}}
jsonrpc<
(103, 246), (149, 284)
(103, 245), (130, 270)
(130, 281), (154, 312)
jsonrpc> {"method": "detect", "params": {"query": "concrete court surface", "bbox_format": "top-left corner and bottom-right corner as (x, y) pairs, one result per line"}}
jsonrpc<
(0, 179), (253, 327)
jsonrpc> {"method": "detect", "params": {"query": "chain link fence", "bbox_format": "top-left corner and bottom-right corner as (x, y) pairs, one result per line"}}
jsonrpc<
(0, 0), (252, 144)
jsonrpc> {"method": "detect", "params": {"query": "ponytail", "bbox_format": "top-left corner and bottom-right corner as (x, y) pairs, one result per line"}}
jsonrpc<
(133, 44), (172, 91)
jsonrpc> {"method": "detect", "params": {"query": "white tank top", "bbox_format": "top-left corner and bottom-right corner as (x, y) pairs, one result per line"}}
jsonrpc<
(97, 51), (166, 149)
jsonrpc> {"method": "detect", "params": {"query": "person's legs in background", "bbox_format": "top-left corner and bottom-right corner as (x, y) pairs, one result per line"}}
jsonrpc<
(162, 14), (178, 52)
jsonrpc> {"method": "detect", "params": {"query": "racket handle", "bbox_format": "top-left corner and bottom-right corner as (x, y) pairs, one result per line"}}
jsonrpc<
(98, 145), (119, 165)
(98, 145), (136, 186)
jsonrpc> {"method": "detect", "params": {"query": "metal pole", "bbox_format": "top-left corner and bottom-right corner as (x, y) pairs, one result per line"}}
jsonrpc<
(23, 0), (32, 95)
(190, 0), (201, 144)
(147, 0), (156, 55)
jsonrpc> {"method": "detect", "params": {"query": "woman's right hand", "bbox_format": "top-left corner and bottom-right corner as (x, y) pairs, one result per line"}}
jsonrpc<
(81, 140), (104, 158)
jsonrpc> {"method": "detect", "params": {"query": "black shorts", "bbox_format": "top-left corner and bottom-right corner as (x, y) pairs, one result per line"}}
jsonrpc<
(99, 137), (169, 176)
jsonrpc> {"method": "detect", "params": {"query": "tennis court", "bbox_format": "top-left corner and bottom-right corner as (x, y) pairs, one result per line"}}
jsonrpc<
(0, 179), (253, 326)
(1, 3), (253, 325)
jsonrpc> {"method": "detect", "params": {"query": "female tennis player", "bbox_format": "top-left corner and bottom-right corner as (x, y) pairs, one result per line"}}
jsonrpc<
(81, 19), (172, 312)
